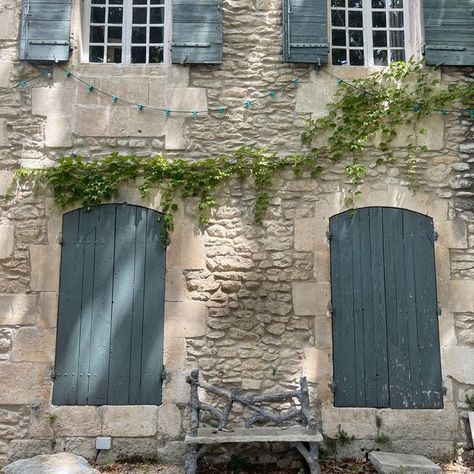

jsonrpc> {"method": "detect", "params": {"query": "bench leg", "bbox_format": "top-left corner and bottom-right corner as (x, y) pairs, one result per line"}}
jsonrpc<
(185, 445), (198, 474)
(291, 442), (321, 474)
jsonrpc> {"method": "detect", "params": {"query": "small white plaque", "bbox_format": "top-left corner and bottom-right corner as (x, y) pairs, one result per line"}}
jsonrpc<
(95, 436), (112, 450)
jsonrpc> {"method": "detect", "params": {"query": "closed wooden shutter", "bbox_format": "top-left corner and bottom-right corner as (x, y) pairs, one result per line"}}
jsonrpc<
(330, 207), (443, 409)
(424, 0), (474, 66)
(19, 0), (72, 62)
(283, 0), (329, 64)
(172, 0), (223, 64)
(53, 204), (166, 406)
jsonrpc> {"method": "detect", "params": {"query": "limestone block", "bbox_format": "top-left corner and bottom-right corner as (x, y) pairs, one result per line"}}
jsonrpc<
(165, 88), (207, 112)
(45, 117), (72, 148)
(11, 328), (56, 363)
(294, 219), (315, 252)
(32, 88), (73, 118)
(314, 249), (330, 283)
(0, 61), (13, 88)
(314, 315), (332, 349)
(164, 117), (186, 150)
(164, 336), (187, 371)
(438, 312), (457, 349)
(165, 66), (189, 88)
(368, 451), (441, 474)
(436, 220), (468, 249)
(165, 267), (187, 302)
(97, 77), (149, 106)
(164, 301), (207, 338)
(37, 293), (58, 328)
(0, 363), (50, 404)
(295, 75), (337, 119)
(443, 346), (474, 384)
(73, 106), (128, 137)
(30, 245), (61, 292)
(157, 404), (182, 439)
(418, 114), (444, 151)
(51, 406), (102, 437)
(0, 171), (14, 195)
(0, 8), (18, 40)
(127, 108), (166, 137)
(102, 406), (158, 437)
(445, 281), (474, 313)
(0, 118), (8, 146)
(0, 224), (15, 258)
(162, 370), (190, 405)
(0, 294), (38, 326)
(303, 347), (332, 383)
(293, 282), (330, 316)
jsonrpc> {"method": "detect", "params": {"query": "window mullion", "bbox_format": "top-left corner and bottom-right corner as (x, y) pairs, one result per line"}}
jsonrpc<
(363, 0), (373, 67)
(123, 0), (132, 64)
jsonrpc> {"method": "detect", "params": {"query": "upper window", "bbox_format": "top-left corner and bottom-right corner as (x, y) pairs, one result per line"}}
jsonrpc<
(84, 0), (169, 64)
(330, 0), (409, 66)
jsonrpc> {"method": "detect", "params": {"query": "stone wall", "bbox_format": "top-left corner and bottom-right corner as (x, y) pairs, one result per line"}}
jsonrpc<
(0, 0), (473, 467)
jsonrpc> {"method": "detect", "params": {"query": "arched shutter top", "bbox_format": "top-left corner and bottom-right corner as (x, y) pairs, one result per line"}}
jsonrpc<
(172, 0), (223, 64)
(424, 0), (474, 66)
(283, 0), (329, 64)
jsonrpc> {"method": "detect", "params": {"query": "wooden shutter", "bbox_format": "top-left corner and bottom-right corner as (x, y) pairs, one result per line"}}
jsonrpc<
(19, 0), (72, 62)
(424, 0), (474, 66)
(53, 204), (166, 406)
(172, 0), (223, 64)
(283, 0), (328, 64)
(330, 207), (443, 409)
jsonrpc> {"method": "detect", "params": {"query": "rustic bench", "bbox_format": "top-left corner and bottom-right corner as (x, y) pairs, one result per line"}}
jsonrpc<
(184, 369), (323, 474)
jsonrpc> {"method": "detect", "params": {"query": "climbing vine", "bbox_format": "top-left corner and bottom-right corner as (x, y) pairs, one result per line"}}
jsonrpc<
(15, 59), (474, 236)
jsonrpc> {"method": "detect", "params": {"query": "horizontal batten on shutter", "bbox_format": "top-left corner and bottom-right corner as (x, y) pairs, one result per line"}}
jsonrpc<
(425, 45), (466, 51)
(172, 42), (211, 47)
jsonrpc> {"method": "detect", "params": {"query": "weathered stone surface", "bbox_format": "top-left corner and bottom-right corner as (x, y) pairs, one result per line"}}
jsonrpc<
(1, 452), (100, 474)
(0, 294), (38, 326)
(29, 246), (61, 291)
(443, 346), (474, 384)
(0, 62), (13, 88)
(0, 363), (50, 404)
(446, 281), (474, 313)
(293, 282), (330, 316)
(303, 348), (332, 384)
(11, 328), (55, 363)
(38, 293), (58, 328)
(0, 171), (14, 196)
(52, 407), (101, 437)
(0, 225), (14, 259)
(0, 7), (18, 40)
(102, 406), (158, 437)
(368, 451), (441, 474)
(164, 301), (207, 338)
(436, 220), (468, 249)
(157, 404), (182, 439)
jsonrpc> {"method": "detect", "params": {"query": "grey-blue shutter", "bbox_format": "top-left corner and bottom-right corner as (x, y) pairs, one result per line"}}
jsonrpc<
(330, 207), (443, 409)
(424, 0), (474, 66)
(172, 0), (223, 64)
(19, 0), (72, 62)
(283, 0), (328, 64)
(53, 204), (166, 406)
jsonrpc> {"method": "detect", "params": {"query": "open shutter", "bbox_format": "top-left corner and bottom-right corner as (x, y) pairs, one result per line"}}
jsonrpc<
(172, 0), (223, 64)
(424, 0), (474, 66)
(53, 204), (166, 406)
(19, 0), (72, 62)
(283, 0), (328, 64)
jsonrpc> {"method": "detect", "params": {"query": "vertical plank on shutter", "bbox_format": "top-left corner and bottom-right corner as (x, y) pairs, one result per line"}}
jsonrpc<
(412, 213), (443, 408)
(330, 212), (357, 407)
(128, 207), (147, 404)
(76, 208), (100, 405)
(108, 205), (137, 405)
(53, 211), (83, 405)
(283, 0), (329, 64)
(87, 205), (116, 405)
(140, 210), (166, 404)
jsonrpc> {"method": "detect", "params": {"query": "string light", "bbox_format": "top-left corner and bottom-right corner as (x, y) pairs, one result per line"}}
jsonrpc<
(441, 109), (449, 116)
(244, 100), (253, 109)
(87, 84), (94, 92)
(192, 111), (198, 118)
(136, 104), (144, 111)
(470, 109), (474, 117)
(268, 91), (277, 98)
(218, 107), (226, 114)
(111, 96), (118, 104)
(336, 78), (344, 86)
(164, 109), (171, 116)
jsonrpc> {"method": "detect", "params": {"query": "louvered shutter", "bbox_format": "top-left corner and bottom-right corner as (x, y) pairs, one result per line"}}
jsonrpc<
(19, 0), (72, 62)
(172, 0), (223, 64)
(283, 0), (328, 64)
(330, 207), (443, 409)
(53, 204), (166, 406)
(424, 0), (474, 66)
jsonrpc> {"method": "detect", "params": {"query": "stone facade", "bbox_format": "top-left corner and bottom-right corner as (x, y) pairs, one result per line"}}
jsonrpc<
(0, 0), (473, 467)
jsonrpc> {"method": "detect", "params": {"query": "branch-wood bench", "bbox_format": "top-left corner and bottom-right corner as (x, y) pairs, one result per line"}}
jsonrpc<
(184, 369), (323, 474)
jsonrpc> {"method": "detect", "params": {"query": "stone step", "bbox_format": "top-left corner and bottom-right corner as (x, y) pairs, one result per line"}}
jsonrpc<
(368, 451), (442, 474)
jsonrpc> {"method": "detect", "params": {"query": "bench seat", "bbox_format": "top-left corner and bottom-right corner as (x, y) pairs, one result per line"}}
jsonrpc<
(185, 426), (323, 444)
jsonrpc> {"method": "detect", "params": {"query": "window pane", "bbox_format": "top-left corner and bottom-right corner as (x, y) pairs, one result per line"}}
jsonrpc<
(90, 25), (105, 43)
(91, 0), (105, 4)
(372, 12), (386, 27)
(150, 0), (164, 3)
(374, 49), (388, 65)
(133, 7), (147, 23)
(107, 46), (122, 63)
(390, 30), (404, 47)
(348, 0), (362, 7)
(350, 49), (364, 66)
(133, 0), (147, 4)
(332, 49), (347, 65)
(131, 46), (147, 63)
(349, 30), (363, 47)
(108, 26), (122, 43)
(132, 26), (147, 43)
(89, 46), (104, 62)
(109, 0), (123, 4)
(389, 0), (403, 7)
(108, 7), (123, 23)
(150, 27), (164, 43)
(331, 0), (345, 7)
(150, 8), (164, 23)
(149, 46), (164, 63)
(373, 30), (387, 47)
(389, 11), (404, 28)
(390, 49), (405, 62)
(91, 6), (106, 23)
(332, 10), (346, 27)
(348, 10), (363, 27)
(332, 30), (346, 47)
(372, 0), (385, 7)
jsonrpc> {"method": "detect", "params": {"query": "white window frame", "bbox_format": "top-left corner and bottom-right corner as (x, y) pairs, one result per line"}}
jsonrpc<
(82, 0), (172, 64)
(328, 0), (421, 67)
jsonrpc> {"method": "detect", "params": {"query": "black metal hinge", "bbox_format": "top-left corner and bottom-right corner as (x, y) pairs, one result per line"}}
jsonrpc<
(326, 230), (332, 241)
(329, 382), (336, 394)
(161, 366), (168, 381)
(437, 306), (442, 317)
(433, 230), (438, 241)
(442, 386), (448, 396)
